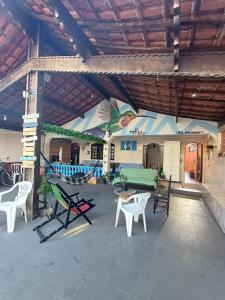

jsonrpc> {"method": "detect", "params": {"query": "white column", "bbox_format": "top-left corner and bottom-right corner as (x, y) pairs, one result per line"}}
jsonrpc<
(103, 142), (111, 175)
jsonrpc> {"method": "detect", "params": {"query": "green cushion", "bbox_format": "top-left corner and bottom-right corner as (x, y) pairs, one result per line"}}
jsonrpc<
(112, 168), (157, 189)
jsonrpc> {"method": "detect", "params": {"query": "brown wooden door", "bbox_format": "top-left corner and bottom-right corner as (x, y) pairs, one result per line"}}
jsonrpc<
(196, 144), (203, 182)
(71, 143), (80, 165)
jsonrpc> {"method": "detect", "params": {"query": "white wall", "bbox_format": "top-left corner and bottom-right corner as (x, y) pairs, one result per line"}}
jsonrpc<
(204, 155), (225, 192)
(111, 135), (208, 181)
(0, 129), (23, 162)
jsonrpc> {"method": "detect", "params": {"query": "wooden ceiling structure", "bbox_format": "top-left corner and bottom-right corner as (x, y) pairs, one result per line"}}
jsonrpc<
(1, 0), (225, 131)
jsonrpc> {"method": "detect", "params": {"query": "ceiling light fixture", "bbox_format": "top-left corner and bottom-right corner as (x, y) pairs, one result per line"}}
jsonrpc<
(192, 93), (196, 98)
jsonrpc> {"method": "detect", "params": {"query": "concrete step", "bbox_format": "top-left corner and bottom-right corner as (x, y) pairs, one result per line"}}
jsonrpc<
(171, 187), (202, 198)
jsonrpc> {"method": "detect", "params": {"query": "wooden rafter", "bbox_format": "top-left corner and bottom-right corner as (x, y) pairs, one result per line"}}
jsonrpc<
(108, 75), (138, 112)
(78, 15), (225, 31)
(49, 0), (138, 111)
(213, 9), (225, 47)
(0, 0), (36, 43)
(1, 1), (86, 120)
(48, 0), (98, 60)
(81, 75), (111, 100)
(163, 0), (170, 47)
(44, 95), (84, 118)
(107, 0), (130, 46)
(188, 0), (201, 49)
(173, 0), (180, 72)
(133, 0), (148, 48)
(48, 0), (137, 111)
(3, 52), (225, 93)
(7, 1), (116, 117)
(86, 0), (100, 19)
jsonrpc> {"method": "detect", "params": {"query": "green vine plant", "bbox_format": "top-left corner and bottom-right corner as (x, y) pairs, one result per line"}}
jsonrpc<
(42, 122), (106, 144)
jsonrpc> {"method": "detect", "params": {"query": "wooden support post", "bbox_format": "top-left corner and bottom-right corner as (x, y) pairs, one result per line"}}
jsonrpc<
(173, 0), (180, 72)
(175, 79), (179, 123)
(23, 23), (45, 218)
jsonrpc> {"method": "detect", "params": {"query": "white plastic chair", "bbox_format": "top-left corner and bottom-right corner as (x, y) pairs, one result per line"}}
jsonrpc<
(115, 192), (150, 237)
(0, 181), (32, 233)
(11, 163), (24, 185)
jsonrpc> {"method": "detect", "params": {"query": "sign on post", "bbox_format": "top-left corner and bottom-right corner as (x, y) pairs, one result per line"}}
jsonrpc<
(21, 113), (39, 169)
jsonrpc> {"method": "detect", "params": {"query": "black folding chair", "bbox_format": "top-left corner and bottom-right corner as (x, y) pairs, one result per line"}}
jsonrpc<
(152, 175), (172, 216)
(33, 181), (95, 243)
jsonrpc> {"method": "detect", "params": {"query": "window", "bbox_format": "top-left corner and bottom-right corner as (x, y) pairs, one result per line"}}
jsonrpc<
(110, 143), (115, 160)
(91, 143), (103, 159)
(120, 141), (137, 151)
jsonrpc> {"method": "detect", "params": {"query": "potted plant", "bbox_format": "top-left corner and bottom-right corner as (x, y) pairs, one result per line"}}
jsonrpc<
(158, 168), (166, 179)
(37, 176), (52, 208)
(120, 174), (128, 191)
(110, 163), (120, 173)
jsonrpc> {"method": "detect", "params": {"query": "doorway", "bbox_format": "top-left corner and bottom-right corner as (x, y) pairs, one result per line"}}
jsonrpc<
(50, 138), (71, 163)
(184, 143), (203, 183)
(144, 143), (163, 169)
(71, 143), (80, 165)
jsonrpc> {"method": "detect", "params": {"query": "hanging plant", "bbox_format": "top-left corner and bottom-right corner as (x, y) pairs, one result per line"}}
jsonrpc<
(41, 122), (106, 144)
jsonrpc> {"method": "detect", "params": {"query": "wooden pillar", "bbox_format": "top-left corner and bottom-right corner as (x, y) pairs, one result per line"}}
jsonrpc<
(23, 23), (45, 218)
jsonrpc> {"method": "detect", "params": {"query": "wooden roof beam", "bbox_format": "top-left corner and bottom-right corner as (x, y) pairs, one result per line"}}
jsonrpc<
(49, 0), (138, 111)
(10, 2), (115, 113)
(108, 75), (138, 112)
(3, 52), (225, 92)
(213, 9), (225, 47)
(188, 0), (201, 49)
(174, 0), (180, 72)
(133, 0), (148, 48)
(44, 95), (84, 118)
(0, 0), (36, 43)
(108, 0), (130, 47)
(48, 0), (98, 60)
(86, 0), (100, 19)
(163, 0), (170, 47)
(79, 15), (225, 31)
(81, 75), (111, 100)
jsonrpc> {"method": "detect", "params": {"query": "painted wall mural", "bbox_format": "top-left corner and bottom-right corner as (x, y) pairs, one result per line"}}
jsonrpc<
(64, 99), (218, 140)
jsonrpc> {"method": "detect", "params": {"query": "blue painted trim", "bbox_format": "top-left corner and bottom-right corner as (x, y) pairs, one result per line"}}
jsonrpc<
(184, 120), (218, 135)
(23, 122), (38, 128)
(151, 115), (178, 135)
(47, 164), (103, 177)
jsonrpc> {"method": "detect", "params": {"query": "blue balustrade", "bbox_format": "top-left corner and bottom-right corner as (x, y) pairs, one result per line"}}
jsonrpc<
(47, 163), (103, 178)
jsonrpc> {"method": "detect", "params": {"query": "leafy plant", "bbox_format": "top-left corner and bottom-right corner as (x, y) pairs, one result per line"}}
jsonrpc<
(158, 168), (166, 179)
(120, 174), (128, 182)
(110, 163), (120, 172)
(37, 176), (52, 198)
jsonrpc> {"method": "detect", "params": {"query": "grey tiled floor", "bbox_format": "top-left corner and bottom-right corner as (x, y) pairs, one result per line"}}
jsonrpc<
(0, 184), (225, 300)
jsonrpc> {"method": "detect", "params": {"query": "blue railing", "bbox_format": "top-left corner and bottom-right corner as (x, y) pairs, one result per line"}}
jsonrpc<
(47, 163), (103, 178)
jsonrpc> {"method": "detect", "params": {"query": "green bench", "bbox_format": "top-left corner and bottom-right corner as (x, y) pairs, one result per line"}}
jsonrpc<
(112, 168), (157, 190)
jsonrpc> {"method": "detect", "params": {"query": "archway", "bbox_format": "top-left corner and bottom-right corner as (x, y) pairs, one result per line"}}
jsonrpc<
(145, 143), (163, 169)
(49, 138), (71, 163)
(184, 143), (203, 183)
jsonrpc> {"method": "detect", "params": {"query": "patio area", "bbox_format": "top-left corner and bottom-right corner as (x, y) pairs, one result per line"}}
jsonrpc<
(1, 184), (225, 300)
